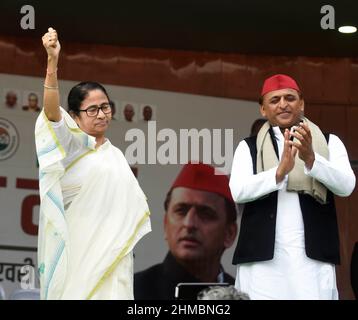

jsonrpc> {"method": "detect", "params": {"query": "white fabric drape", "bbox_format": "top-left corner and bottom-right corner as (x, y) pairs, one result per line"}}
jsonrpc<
(35, 108), (151, 300)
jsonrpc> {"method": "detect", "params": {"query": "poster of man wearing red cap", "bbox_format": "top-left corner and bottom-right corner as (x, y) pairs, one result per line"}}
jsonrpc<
(229, 74), (356, 300)
(134, 162), (238, 300)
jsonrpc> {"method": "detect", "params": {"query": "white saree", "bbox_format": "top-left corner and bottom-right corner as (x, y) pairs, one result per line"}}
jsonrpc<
(35, 107), (151, 300)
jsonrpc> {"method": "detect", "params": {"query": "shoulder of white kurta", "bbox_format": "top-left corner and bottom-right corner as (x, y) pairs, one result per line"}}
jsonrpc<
(328, 133), (343, 146)
(233, 138), (252, 161)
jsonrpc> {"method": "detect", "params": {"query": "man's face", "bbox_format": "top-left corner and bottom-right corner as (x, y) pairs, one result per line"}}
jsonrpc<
(124, 104), (134, 121)
(143, 106), (152, 121)
(260, 88), (304, 129)
(5, 92), (17, 108)
(164, 187), (236, 263)
(28, 94), (38, 109)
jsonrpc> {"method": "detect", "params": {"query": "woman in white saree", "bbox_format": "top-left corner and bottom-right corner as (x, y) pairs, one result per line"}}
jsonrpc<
(35, 27), (151, 300)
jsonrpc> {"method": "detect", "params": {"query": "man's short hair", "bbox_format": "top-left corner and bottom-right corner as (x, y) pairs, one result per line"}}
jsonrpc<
(250, 118), (266, 137)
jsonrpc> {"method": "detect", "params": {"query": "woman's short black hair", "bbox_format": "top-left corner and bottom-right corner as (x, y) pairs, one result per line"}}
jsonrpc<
(67, 81), (110, 115)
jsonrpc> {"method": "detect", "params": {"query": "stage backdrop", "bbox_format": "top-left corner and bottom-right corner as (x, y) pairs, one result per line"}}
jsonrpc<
(0, 73), (260, 297)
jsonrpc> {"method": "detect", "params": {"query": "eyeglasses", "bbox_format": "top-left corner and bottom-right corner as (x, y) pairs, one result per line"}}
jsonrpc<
(79, 102), (113, 117)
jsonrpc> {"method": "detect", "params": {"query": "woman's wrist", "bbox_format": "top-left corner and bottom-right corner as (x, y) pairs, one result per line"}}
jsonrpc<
(47, 57), (58, 75)
(46, 68), (58, 75)
(47, 55), (58, 65)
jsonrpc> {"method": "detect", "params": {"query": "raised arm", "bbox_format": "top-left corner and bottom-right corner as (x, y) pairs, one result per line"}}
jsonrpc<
(42, 27), (61, 122)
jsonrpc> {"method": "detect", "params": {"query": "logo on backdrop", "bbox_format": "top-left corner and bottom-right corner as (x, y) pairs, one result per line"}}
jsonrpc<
(0, 118), (20, 161)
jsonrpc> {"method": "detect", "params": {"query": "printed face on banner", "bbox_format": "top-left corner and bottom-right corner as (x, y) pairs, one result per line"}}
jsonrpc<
(164, 187), (235, 263)
(140, 104), (157, 121)
(3, 89), (21, 110)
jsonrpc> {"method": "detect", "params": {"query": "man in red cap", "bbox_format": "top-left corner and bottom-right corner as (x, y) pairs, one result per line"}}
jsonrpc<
(230, 74), (356, 299)
(134, 162), (238, 299)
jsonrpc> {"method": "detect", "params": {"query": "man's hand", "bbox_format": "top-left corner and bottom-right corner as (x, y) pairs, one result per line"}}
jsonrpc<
(42, 27), (60, 60)
(289, 122), (315, 170)
(276, 129), (297, 183)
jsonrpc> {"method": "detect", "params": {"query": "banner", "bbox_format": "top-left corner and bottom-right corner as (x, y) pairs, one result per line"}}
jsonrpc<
(0, 73), (260, 298)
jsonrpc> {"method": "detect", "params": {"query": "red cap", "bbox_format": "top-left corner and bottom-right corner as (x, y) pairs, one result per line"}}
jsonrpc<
(171, 162), (234, 203)
(261, 74), (300, 97)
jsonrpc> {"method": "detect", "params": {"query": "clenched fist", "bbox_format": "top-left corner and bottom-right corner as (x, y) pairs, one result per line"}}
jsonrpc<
(42, 27), (60, 59)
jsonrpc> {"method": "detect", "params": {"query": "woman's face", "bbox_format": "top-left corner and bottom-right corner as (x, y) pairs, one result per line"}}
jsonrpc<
(74, 89), (112, 137)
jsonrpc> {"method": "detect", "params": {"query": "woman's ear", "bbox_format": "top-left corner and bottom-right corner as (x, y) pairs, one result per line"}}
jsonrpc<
(69, 111), (80, 126)
(69, 110), (76, 119)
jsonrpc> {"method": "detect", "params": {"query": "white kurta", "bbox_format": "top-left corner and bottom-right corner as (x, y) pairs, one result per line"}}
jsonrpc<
(229, 127), (356, 300)
(35, 108), (151, 300)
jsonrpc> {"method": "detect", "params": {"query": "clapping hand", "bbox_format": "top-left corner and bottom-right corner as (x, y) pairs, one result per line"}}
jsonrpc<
(276, 128), (298, 183)
(289, 121), (315, 170)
